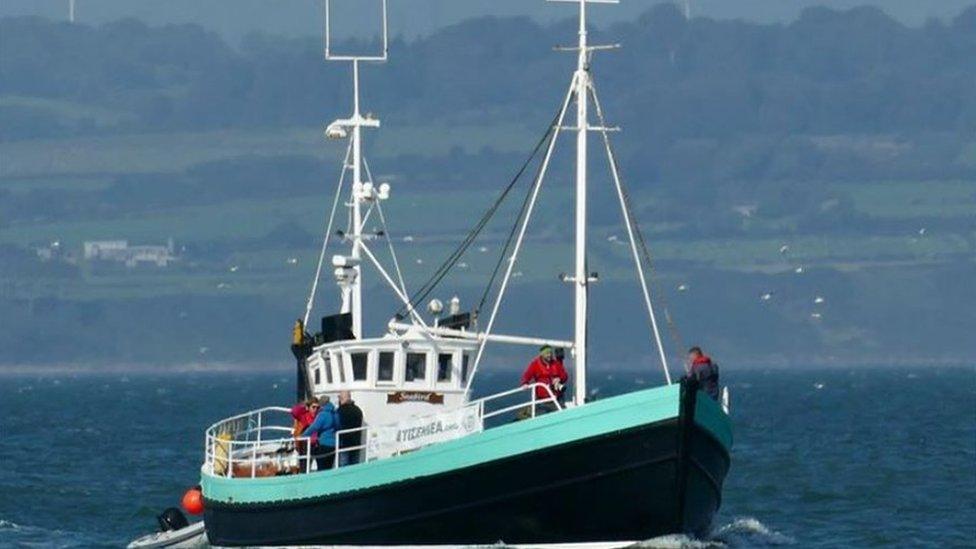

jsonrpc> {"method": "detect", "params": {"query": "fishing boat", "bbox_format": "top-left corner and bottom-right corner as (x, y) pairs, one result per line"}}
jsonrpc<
(144, 0), (733, 546)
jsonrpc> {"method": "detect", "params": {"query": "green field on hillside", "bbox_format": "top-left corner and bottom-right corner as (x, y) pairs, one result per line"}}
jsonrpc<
(0, 122), (537, 178)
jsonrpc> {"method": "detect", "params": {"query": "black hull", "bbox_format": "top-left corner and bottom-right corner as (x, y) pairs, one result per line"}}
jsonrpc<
(205, 385), (730, 545)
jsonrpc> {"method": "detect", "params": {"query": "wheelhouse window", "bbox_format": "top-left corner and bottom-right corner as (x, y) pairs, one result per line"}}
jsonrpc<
(351, 352), (368, 381)
(378, 352), (395, 382)
(461, 353), (471, 384)
(405, 352), (427, 382)
(314, 367), (321, 385)
(437, 353), (452, 382)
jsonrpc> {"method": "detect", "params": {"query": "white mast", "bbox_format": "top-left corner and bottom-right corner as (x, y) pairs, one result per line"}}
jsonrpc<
(349, 60), (365, 338)
(571, 0), (591, 406)
(555, 0), (672, 397)
(317, 0), (388, 338)
(463, 0), (676, 396)
(69, 0), (75, 23)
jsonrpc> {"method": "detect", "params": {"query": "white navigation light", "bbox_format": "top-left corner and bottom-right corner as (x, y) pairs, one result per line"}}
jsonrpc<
(378, 183), (391, 199)
(325, 122), (347, 140)
(332, 255), (361, 268)
(449, 295), (461, 315)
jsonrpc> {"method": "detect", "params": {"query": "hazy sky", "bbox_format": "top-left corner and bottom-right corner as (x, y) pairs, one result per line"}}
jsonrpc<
(1, 0), (972, 43)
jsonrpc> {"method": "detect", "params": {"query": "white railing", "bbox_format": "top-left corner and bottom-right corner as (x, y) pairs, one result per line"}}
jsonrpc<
(332, 382), (562, 468)
(202, 383), (562, 479)
(203, 406), (314, 478)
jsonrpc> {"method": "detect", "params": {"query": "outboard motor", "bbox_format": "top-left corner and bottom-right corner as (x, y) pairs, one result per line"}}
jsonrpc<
(157, 507), (189, 532)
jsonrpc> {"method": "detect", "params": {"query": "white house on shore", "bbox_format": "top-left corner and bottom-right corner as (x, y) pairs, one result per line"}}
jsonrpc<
(83, 238), (176, 267)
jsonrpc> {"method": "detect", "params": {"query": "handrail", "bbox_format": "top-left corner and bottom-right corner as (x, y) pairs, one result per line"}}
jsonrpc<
(204, 406), (291, 437)
(203, 407), (314, 478)
(332, 382), (562, 467)
(203, 384), (564, 479)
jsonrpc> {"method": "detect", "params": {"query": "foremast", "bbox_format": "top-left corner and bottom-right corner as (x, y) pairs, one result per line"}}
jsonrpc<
(303, 0), (391, 338)
(340, 60), (372, 338)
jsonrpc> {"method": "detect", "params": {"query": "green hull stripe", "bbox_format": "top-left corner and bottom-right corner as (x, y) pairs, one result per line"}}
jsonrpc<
(694, 394), (734, 449)
(202, 384), (730, 504)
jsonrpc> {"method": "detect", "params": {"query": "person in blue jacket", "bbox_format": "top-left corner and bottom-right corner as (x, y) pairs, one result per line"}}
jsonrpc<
(302, 396), (341, 471)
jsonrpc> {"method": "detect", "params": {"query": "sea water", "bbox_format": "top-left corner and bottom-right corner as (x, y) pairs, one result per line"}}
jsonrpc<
(1, 366), (973, 548)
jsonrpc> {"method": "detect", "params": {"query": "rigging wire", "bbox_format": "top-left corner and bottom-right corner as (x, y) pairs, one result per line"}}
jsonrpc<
(376, 199), (409, 298)
(395, 108), (562, 319)
(360, 155), (409, 297)
(476, 138), (550, 315)
(616, 168), (686, 359)
(303, 140), (354, 327)
(593, 101), (687, 364)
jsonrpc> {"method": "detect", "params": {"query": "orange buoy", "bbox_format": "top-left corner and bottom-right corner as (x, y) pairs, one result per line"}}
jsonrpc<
(181, 486), (204, 515)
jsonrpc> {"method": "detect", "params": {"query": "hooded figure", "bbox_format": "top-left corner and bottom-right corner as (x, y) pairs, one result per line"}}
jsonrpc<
(302, 399), (340, 471)
(687, 346), (720, 401)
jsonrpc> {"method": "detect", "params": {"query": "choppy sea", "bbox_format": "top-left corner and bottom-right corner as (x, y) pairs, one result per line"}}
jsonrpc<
(1, 366), (973, 548)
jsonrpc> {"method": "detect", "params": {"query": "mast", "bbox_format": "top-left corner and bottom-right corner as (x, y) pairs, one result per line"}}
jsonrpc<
(349, 60), (364, 338)
(572, 0), (590, 406)
(461, 0), (676, 397)
(321, 0), (389, 339)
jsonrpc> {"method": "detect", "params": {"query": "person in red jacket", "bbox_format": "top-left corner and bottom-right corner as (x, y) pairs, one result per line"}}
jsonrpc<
(686, 346), (720, 401)
(520, 345), (569, 409)
(291, 397), (320, 472)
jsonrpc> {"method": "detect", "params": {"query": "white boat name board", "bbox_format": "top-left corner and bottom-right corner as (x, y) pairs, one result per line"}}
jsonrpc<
(366, 406), (482, 460)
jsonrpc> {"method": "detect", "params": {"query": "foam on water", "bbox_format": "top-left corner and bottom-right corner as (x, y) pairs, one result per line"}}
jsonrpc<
(633, 534), (723, 548)
(711, 517), (795, 546)
(630, 517), (793, 548)
(0, 517), (100, 548)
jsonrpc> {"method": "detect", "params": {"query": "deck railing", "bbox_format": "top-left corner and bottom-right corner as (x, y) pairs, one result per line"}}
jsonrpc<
(332, 382), (561, 468)
(203, 406), (313, 478)
(202, 383), (561, 478)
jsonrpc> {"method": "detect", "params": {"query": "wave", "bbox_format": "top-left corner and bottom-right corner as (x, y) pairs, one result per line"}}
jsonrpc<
(633, 534), (723, 548)
(711, 517), (795, 546)
(632, 517), (793, 548)
(0, 517), (111, 548)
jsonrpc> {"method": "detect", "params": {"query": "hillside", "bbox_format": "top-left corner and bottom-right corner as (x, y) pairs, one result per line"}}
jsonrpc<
(0, 4), (974, 368)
